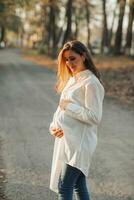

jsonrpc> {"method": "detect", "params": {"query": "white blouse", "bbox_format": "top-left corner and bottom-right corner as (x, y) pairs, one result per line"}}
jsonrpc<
(49, 69), (105, 193)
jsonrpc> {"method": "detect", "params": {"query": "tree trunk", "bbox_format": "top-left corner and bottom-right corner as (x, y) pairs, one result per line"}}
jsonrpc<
(42, 4), (51, 51)
(62, 0), (73, 45)
(101, 0), (109, 54)
(0, 25), (5, 42)
(125, 0), (134, 55)
(47, 1), (56, 53)
(74, 14), (78, 39)
(42, 1), (57, 56)
(114, 0), (126, 54)
(108, 1), (118, 52)
(84, 0), (91, 49)
(49, 1), (57, 57)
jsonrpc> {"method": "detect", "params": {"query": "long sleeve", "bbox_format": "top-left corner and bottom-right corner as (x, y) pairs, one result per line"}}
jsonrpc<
(49, 106), (61, 135)
(49, 112), (56, 134)
(65, 82), (104, 125)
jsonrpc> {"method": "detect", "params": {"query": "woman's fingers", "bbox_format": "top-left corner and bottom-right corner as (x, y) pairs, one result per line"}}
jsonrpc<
(55, 132), (63, 138)
(51, 128), (60, 134)
(51, 128), (64, 138)
(54, 130), (64, 138)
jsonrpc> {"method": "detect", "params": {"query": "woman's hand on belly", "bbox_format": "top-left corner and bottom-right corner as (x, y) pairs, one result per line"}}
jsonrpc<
(50, 128), (64, 138)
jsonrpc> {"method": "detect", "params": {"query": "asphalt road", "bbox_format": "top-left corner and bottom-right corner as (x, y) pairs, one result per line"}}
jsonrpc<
(0, 49), (134, 200)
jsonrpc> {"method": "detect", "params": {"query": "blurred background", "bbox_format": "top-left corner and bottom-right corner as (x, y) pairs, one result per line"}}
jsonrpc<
(0, 0), (134, 57)
(0, 1), (134, 200)
(1, 0), (133, 104)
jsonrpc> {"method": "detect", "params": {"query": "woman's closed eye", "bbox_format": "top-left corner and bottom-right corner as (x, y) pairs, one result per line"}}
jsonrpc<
(65, 57), (76, 62)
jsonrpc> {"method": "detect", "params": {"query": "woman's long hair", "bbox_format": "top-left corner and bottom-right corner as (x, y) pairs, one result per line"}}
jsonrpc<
(56, 40), (101, 93)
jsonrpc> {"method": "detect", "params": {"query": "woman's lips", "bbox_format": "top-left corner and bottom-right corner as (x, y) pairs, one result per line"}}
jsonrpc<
(69, 66), (76, 72)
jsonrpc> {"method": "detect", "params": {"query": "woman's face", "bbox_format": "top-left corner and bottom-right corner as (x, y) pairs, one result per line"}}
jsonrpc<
(63, 50), (86, 75)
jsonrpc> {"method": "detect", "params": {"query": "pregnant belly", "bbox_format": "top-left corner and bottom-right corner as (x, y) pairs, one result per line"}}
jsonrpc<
(56, 110), (79, 128)
(56, 111), (84, 150)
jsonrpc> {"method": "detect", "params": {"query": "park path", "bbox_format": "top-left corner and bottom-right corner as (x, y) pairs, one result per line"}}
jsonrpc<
(0, 49), (134, 200)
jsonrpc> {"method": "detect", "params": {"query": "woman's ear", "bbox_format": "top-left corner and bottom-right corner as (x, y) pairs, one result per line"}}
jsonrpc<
(81, 53), (86, 62)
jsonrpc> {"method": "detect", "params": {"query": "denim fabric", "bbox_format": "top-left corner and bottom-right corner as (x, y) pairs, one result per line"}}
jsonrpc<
(58, 163), (90, 200)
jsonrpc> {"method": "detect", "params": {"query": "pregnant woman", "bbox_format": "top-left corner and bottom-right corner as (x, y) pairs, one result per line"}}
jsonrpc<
(49, 40), (104, 200)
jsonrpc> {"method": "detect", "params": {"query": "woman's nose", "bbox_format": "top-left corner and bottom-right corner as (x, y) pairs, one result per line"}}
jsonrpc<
(67, 59), (73, 65)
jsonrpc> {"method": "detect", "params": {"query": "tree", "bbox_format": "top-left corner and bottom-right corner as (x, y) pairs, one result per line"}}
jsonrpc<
(84, 0), (91, 49)
(125, 0), (134, 55)
(62, 0), (73, 45)
(0, 0), (29, 44)
(108, 1), (118, 51)
(41, 0), (65, 57)
(114, 0), (126, 54)
(45, 0), (57, 53)
(101, 0), (109, 54)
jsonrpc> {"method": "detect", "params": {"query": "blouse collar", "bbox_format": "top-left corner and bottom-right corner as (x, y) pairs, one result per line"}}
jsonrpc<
(73, 69), (93, 80)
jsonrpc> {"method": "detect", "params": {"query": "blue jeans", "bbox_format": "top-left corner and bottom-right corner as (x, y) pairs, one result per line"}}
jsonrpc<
(58, 163), (90, 200)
